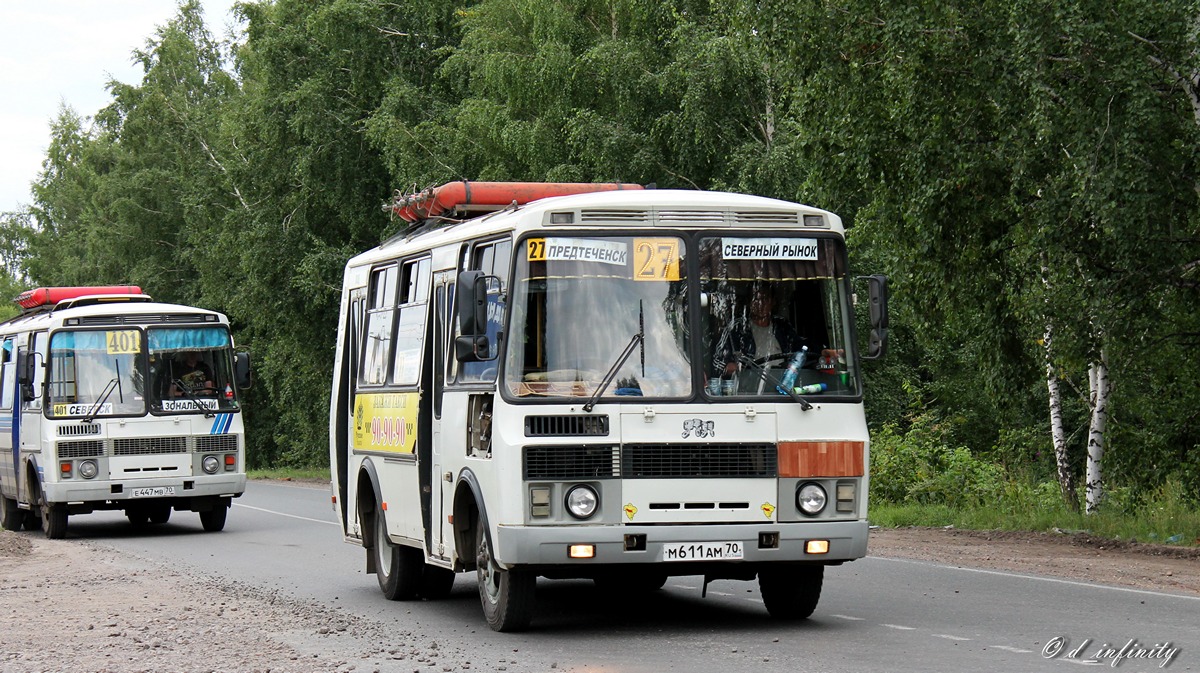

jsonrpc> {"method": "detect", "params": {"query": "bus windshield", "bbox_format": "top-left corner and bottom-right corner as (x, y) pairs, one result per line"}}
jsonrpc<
(505, 235), (692, 399)
(48, 329), (147, 418)
(46, 326), (240, 418)
(147, 326), (239, 414)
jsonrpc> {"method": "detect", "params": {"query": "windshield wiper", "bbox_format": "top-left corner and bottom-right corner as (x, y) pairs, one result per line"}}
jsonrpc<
(82, 377), (120, 423)
(173, 378), (216, 418)
(584, 302), (646, 413)
(737, 354), (813, 411)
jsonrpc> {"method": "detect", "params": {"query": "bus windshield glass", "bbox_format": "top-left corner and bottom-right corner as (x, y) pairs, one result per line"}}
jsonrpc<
(48, 329), (148, 418)
(699, 235), (860, 397)
(147, 326), (239, 413)
(505, 235), (691, 399)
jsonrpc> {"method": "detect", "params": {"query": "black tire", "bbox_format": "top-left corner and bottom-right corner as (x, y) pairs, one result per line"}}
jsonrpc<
(373, 506), (421, 600)
(419, 565), (456, 599)
(23, 509), (42, 531)
(199, 505), (228, 532)
(476, 525), (534, 632)
(148, 504), (171, 524)
(127, 509), (150, 528)
(759, 564), (823, 620)
(1, 495), (23, 531)
(42, 503), (68, 540)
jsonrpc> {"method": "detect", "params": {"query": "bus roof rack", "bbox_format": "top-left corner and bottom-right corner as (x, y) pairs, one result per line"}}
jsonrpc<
(15, 286), (150, 314)
(387, 181), (645, 224)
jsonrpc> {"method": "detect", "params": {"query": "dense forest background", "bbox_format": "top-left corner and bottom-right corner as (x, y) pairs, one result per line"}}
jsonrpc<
(1, 0), (1198, 513)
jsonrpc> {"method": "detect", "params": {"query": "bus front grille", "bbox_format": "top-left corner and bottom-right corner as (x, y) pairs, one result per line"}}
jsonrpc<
(524, 445), (619, 479)
(195, 434), (238, 453)
(621, 443), (777, 479)
(114, 437), (188, 456)
(525, 415), (609, 437)
(58, 440), (104, 458)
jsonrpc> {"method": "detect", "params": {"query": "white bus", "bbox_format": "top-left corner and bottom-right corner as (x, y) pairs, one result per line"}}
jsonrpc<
(329, 182), (888, 631)
(0, 286), (252, 538)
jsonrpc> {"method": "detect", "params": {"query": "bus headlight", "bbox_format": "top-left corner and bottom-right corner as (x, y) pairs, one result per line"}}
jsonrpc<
(202, 455), (221, 474)
(78, 460), (99, 479)
(565, 485), (598, 520)
(796, 483), (827, 516)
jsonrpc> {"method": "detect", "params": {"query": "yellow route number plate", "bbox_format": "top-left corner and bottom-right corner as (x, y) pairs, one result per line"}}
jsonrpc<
(106, 330), (141, 354)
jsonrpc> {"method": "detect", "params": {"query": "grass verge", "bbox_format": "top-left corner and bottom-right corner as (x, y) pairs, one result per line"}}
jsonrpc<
(247, 466), (328, 481)
(870, 481), (1200, 547)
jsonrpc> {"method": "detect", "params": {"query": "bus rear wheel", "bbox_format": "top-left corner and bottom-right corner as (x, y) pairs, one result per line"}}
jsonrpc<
(149, 504), (171, 524)
(199, 505), (227, 532)
(1, 495), (23, 531)
(419, 565), (456, 599)
(759, 564), (823, 620)
(373, 505), (421, 600)
(476, 525), (534, 632)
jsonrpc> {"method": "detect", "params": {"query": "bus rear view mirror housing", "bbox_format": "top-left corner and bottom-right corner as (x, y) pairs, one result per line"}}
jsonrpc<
(861, 274), (889, 360)
(235, 351), (253, 389)
(16, 350), (38, 401)
(456, 270), (499, 363)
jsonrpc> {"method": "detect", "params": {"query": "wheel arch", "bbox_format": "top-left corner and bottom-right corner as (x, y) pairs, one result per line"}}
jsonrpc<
(356, 457), (383, 550)
(453, 468), (488, 572)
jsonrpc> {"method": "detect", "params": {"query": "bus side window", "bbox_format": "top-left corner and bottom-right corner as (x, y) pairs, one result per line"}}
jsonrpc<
(360, 264), (398, 386)
(391, 257), (431, 386)
(0, 338), (13, 410)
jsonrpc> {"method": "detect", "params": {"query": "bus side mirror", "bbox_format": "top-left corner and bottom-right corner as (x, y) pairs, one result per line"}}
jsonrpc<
(16, 350), (38, 401)
(455, 270), (499, 363)
(235, 352), (253, 390)
(863, 274), (889, 360)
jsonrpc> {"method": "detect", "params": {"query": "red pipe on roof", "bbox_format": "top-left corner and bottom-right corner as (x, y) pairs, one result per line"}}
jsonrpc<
(391, 181), (643, 223)
(15, 286), (144, 310)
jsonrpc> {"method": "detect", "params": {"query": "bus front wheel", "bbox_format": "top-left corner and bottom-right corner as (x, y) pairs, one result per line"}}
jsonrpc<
(41, 503), (68, 539)
(476, 525), (534, 632)
(759, 564), (823, 620)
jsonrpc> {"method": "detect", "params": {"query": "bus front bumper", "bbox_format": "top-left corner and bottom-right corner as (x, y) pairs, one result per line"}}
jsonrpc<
(492, 519), (868, 569)
(43, 474), (246, 505)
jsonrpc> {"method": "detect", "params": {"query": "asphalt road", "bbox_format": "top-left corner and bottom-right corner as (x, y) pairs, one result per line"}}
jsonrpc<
(67, 480), (1199, 673)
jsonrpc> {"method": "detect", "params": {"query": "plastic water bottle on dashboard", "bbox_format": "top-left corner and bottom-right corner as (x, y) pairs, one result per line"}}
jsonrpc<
(777, 345), (808, 394)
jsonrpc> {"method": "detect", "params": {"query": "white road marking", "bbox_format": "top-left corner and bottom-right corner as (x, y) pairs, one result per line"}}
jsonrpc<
(990, 645), (1033, 653)
(932, 634), (972, 641)
(233, 503), (339, 526)
(832, 614), (866, 621)
(881, 623), (917, 630)
(1058, 658), (1104, 666)
(870, 556), (1200, 601)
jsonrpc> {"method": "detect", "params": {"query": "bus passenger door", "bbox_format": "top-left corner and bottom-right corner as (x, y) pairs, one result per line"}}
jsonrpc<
(429, 270), (455, 559)
(336, 288), (366, 533)
(0, 337), (16, 500)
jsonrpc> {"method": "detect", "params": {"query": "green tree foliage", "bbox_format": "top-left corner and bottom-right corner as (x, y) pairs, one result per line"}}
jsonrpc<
(5, 0), (1199, 501)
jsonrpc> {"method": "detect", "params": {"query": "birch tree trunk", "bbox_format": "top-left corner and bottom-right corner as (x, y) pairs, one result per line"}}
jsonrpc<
(1084, 349), (1111, 514)
(1044, 322), (1077, 510)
